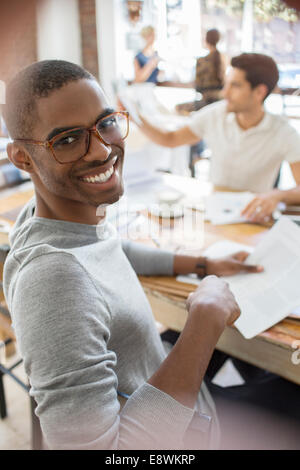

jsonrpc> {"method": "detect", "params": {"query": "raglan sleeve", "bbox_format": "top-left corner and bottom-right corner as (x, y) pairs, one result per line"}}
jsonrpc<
(121, 239), (174, 276)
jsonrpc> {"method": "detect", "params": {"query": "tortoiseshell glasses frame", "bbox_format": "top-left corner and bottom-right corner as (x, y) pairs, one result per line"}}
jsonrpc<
(13, 111), (129, 164)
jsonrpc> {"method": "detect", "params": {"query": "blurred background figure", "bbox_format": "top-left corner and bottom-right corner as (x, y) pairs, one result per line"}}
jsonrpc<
(176, 28), (227, 115)
(176, 29), (228, 175)
(133, 26), (161, 84)
(195, 28), (227, 107)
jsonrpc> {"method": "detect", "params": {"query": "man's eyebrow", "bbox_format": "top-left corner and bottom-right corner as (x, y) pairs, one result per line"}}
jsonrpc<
(46, 107), (115, 140)
(95, 108), (115, 122)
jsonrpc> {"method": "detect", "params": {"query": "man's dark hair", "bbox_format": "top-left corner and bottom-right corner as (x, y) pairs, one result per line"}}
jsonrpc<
(2, 60), (95, 140)
(231, 53), (279, 100)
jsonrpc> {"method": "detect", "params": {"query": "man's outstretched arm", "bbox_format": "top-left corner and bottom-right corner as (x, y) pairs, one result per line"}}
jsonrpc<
(137, 113), (201, 148)
(122, 239), (263, 277)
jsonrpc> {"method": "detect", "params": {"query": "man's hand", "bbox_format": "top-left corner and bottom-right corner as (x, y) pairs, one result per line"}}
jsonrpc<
(205, 251), (264, 277)
(241, 190), (282, 224)
(186, 275), (241, 327)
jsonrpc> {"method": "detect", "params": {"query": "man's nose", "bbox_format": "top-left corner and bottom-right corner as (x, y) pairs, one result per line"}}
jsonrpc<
(83, 130), (112, 162)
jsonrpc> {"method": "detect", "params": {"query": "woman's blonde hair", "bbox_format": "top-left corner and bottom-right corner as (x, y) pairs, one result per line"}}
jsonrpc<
(140, 25), (155, 39)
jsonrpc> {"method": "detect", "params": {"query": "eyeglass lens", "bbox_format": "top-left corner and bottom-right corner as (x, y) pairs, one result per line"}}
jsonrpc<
(51, 113), (128, 163)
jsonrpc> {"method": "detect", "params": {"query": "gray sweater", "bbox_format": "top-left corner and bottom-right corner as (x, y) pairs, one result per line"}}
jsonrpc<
(3, 198), (219, 450)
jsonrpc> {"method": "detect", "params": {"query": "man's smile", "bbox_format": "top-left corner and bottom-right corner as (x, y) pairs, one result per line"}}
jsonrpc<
(77, 155), (118, 182)
(75, 154), (122, 191)
(80, 165), (114, 183)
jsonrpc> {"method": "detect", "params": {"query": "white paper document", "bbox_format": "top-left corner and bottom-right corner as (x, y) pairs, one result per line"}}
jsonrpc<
(118, 83), (162, 124)
(117, 91), (142, 125)
(203, 240), (254, 258)
(205, 191), (254, 225)
(291, 306), (300, 317)
(177, 217), (300, 338)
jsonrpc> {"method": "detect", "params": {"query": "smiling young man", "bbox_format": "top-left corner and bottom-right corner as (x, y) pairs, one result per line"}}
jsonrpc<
(2, 60), (263, 450)
(136, 53), (300, 224)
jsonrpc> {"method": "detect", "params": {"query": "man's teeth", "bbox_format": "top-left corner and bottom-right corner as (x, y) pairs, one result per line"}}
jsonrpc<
(82, 165), (114, 183)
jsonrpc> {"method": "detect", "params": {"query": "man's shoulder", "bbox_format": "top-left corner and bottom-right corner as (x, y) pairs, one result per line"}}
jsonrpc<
(265, 111), (300, 138)
(6, 244), (82, 285)
(3, 244), (85, 312)
(265, 110), (291, 128)
(188, 100), (226, 137)
(8, 212), (74, 269)
(6, 247), (110, 335)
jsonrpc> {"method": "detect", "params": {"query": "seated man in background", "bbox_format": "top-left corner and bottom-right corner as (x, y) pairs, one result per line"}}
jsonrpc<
(2, 60), (262, 450)
(137, 53), (300, 224)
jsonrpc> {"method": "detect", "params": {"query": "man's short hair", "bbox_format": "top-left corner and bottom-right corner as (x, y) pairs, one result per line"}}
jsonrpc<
(231, 53), (279, 100)
(3, 60), (94, 140)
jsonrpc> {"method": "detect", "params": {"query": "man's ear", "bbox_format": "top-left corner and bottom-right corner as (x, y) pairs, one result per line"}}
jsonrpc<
(254, 83), (268, 103)
(6, 143), (35, 173)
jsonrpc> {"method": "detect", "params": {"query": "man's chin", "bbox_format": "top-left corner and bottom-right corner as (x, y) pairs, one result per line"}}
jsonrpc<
(106, 188), (124, 205)
(226, 101), (234, 112)
(88, 185), (124, 208)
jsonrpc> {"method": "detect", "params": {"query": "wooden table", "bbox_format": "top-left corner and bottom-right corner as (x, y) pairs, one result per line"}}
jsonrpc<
(134, 174), (300, 385)
(0, 177), (300, 384)
(140, 221), (300, 386)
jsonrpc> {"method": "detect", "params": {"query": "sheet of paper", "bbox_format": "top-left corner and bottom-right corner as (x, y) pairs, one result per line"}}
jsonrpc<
(211, 359), (245, 387)
(205, 191), (254, 225)
(224, 217), (300, 338)
(117, 91), (142, 125)
(118, 84), (189, 129)
(203, 240), (254, 258)
(177, 217), (300, 338)
(290, 306), (300, 317)
(118, 83), (161, 124)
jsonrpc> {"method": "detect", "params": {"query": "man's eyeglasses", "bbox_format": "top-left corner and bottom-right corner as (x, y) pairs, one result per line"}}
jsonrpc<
(14, 111), (129, 164)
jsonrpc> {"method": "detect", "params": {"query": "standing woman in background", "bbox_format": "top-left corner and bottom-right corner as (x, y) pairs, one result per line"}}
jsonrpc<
(195, 28), (227, 108)
(134, 26), (160, 84)
(175, 29), (228, 174)
(176, 29), (227, 115)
